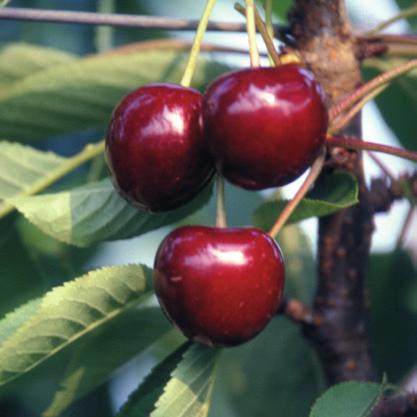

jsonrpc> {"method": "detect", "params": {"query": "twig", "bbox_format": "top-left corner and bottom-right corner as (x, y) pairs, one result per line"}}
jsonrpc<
(368, 152), (396, 181)
(366, 4), (417, 36)
(98, 38), (269, 57)
(369, 172), (417, 213)
(277, 298), (321, 326)
(326, 135), (417, 163)
(371, 393), (417, 417)
(0, 6), (291, 40)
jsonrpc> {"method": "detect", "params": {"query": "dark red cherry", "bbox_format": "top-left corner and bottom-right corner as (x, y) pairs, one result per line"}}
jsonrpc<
(106, 83), (214, 212)
(203, 64), (328, 190)
(153, 225), (285, 347)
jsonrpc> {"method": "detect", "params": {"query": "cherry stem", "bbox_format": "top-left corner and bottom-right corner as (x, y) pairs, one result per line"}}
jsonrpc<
(215, 173), (227, 228)
(264, 0), (275, 64)
(180, 0), (217, 87)
(366, 4), (417, 36)
(235, 3), (281, 66)
(268, 151), (326, 239)
(330, 84), (387, 133)
(244, 0), (260, 67)
(329, 58), (417, 122)
(326, 135), (417, 163)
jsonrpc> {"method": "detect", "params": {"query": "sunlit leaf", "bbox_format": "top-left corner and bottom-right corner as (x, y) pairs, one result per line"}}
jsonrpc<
(0, 48), (229, 141)
(0, 43), (75, 88)
(0, 264), (153, 386)
(10, 177), (213, 247)
(44, 308), (171, 417)
(0, 141), (103, 219)
(118, 343), (220, 417)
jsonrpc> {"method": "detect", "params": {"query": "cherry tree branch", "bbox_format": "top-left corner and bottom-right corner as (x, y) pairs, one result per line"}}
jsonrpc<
(0, 6), (291, 41)
(370, 172), (417, 213)
(277, 298), (321, 326)
(371, 393), (417, 417)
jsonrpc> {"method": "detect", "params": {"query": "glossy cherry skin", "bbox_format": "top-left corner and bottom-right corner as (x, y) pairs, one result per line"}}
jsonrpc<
(203, 64), (328, 190)
(153, 226), (285, 347)
(106, 83), (214, 212)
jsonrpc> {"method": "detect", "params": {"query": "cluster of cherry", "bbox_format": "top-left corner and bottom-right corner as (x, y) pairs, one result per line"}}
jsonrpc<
(105, 63), (328, 347)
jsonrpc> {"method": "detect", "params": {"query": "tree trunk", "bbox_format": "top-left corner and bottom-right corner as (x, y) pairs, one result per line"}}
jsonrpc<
(289, 0), (376, 384)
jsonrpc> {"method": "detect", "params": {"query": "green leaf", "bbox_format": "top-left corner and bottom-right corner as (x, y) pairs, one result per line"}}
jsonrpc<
(363, 59), (417, 151)
(369, 251), (417, 382)
(0, 43), (76, 88)
(0, 48), (229, 142)
(0, 299), (42, 347)
(10, 177), (213, 247)
(119, 343), (220, 417)
(44, 308), (172, 417)
(0, 0), (10, 7)
(309, 381), (383, 417)
(0, 264), (153, 386)
(253, 171), (358, 230)
(0, 141), (104, 219)
(255, 0), (293, 20)
(0, 224), (48, 318)
(116, 343), (190, 417)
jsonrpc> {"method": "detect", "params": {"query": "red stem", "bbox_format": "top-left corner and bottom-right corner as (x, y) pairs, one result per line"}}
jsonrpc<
(329, 59), (417, 122)
(326, 135), (417, 163)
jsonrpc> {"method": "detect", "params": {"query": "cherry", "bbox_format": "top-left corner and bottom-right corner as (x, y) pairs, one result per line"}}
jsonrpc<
(153, 225), (285, 347)
(203, 64), (328, 190)
(106, 83), (214, 212)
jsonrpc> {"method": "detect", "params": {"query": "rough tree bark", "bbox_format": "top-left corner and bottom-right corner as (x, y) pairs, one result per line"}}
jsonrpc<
(289, 0), (376, 384)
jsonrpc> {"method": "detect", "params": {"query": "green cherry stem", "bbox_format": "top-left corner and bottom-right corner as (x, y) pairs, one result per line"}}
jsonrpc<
(244, 0), (260, 67)
(264, 0), (273, 40)
(215, 173), (227, 228)
(268, 151), (326, 239)
(235, 3), (280, 66)
(366, 4), (417, 36)
(180, 0), (217, 87)
(326, 135), (417, 163)
(264, 0), (275, 66)
(329, 58), (417, 122)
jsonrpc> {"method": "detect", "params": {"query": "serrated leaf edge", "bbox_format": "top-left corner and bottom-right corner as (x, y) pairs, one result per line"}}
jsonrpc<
(0, 264), (153, 386)
(309, 381), (384, 417)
